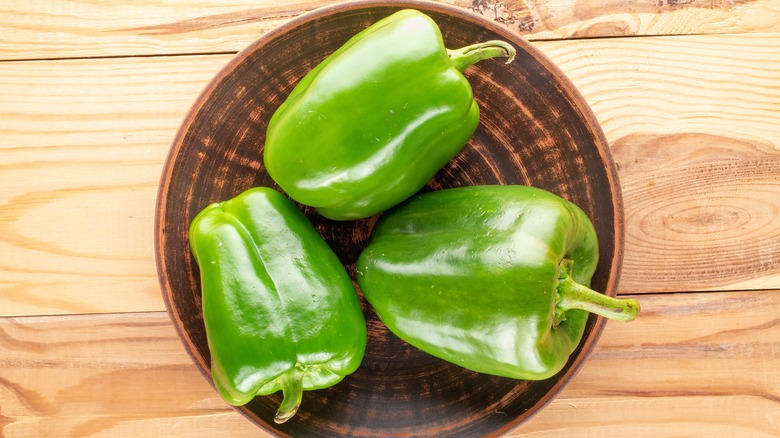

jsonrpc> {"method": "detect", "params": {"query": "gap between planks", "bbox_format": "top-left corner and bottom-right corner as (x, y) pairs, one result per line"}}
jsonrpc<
(0, 51), (241, 64)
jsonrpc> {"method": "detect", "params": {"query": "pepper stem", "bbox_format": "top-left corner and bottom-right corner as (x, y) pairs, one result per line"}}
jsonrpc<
(273, 369), (304, 424)
(448, 40), (517, 72)
(554, 259), (640, 326)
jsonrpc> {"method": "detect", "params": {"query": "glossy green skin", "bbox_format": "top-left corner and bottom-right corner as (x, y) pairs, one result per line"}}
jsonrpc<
(357, 185), (599, 380)
(264, 9), (480, 220)
(189, 187), (366, 407)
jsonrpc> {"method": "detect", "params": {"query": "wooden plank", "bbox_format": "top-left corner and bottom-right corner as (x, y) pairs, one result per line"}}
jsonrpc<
(474, 0), (780, 40)
(534, 33), (780, 145)
(1, 33), (778, 316)
(521, 289), (780, 436)
(0, 290), (777, 436)
(534, 33), (780, 294)
(1, 0), (779, 61)
(0, 312), (261, 437)
(0, 0), (329, 61)
(0, 54), (229, 317)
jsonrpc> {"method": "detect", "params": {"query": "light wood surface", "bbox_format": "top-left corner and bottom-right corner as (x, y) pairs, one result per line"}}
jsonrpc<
(1, 0), (779, 436)
(2, 290), (777, 436)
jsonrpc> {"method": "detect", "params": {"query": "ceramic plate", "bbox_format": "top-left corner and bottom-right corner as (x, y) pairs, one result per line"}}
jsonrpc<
(155, 1), (623, 436)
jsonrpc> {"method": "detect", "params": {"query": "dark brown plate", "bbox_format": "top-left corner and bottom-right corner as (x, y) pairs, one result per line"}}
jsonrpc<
(155, 1), (623, 436)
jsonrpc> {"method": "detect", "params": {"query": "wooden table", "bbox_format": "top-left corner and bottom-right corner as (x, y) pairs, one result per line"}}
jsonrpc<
(2, 1), (779, 436)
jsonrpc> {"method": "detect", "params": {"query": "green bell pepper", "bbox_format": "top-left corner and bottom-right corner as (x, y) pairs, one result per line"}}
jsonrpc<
(188, 187), (366, 423)
(357, 185), (639, 380)
(264, 9), (516, 220)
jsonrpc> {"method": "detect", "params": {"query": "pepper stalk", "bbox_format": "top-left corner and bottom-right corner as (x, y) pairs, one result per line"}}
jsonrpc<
(274, 369), (304, 424)
(554, 259), (640, 327)
(448, 40), (516, 72)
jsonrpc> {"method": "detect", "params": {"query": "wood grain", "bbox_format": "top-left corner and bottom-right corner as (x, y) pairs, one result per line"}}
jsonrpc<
(1, 290), (777, 436)
(534, 33), (780, 145)
(535, 33), (780, 294)
(613, 133), (780, 293)
(0, 55), (224, 317)
(0, 312), (260, 437)
(0, 0), (330, 61)
(472, 0), (780, 39)
(522, 289), (780, 436)
(1, 0), (779, 61)
(1, 33), (777, 316)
